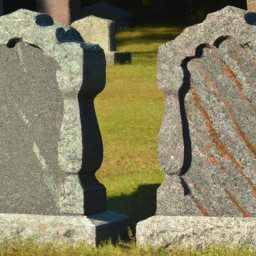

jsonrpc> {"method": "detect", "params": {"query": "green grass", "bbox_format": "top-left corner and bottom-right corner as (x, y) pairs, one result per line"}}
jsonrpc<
(2, 21), (256, 255)
(95, 22), (186, 233)
(1, 237), (256, 256)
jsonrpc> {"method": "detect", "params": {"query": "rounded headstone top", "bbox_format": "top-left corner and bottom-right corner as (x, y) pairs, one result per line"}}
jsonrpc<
(157, 6), (256, 95)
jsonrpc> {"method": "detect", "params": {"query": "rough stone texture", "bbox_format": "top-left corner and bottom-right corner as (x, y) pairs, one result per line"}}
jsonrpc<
(247, 0), (256, 12)
(156, 6), (256, 216)
(37, 0), (81, 26)
(80, 3), (132, 31)
(71, 15), (116, 52)
(0, 9), (107, 216)
(71, 15), (132, 65)
(136, 216), (256, 251)
(0, 211), (130, 248)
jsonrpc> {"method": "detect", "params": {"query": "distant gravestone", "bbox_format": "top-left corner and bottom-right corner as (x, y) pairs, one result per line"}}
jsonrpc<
(247, 0), (256, 12)
(137, 6), (256, 251)
(80, 3), (132, 31)
(71, 15), (116, 52)
(0, 9), (129, 247)
(71, 15), (131, 65)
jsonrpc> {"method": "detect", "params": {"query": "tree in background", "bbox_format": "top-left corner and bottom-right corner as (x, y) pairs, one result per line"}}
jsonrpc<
(81, 0), (247, 23)
(4, 0), (247, 24)
(192, 0), (247, 23)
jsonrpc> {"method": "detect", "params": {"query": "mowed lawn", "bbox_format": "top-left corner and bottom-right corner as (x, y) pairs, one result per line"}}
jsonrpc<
(94, 22), (186, 233)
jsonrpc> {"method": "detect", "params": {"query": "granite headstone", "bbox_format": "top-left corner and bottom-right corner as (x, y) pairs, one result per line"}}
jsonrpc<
(71, 15), (132, 65)
(0, 9), (106, 217)
(0, 9), (129, 247)
(80, 3), (132, 31)
(156, 6), (256, 217)
(136, 6), (256, 251)
(71, 15), (116, 53)
(247, 0), (256, 12)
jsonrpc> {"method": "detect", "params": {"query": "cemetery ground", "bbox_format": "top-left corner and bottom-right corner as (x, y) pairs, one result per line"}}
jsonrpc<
(1, 21), (255, 256)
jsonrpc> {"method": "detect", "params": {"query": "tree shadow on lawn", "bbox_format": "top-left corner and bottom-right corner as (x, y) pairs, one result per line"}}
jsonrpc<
(107, 183), (161, 238)
(116, 33), (180, 47)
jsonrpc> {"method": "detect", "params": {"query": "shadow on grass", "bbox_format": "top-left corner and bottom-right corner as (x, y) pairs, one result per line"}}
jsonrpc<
(107, 183), (161, 236)
(116, 33), (180, 47)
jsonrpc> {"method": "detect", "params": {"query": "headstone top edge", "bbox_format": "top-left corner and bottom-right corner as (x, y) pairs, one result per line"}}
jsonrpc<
(0, 9), (103, 54)
(157, 5), (256, 94)
(73, 14), (116, 24)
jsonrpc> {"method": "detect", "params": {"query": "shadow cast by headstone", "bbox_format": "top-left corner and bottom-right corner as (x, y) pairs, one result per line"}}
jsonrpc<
(56, 27), (85, 43)
(116, 33), (179, 47)
(179, 43), (210, 177)
(76, 47), (107, 215)
(106, 183), (161, 235)
(244, 12), (256, 25)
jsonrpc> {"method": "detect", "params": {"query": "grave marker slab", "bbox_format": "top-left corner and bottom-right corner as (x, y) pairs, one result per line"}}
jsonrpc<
(0, 9), (129, 247)
(137, 6), (256, 250)
(247, 0), (256, 12)
(71, 15), (116, 53)
(71, 15), (131, 65)
(156, 6), (256, 217)
(80, 3), (132, 31)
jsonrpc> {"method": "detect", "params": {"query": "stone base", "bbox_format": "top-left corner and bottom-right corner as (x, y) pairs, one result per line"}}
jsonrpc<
(136, 216), (256, 252)
(105, 51), (131, 65)
(0, 211), (129, 248)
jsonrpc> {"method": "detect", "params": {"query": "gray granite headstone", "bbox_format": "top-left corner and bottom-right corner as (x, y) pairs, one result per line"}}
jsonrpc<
(71, 15), (132, 65)
(80, 3), (132, 31)
(0, 9), (106, 216)
(156, 6), (256, 217)
(71, 15), (116, 53)
(0, 9), (129, 247)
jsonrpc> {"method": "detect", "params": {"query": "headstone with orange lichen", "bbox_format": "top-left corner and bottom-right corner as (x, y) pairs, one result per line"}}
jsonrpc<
(156, 6), (256, 217)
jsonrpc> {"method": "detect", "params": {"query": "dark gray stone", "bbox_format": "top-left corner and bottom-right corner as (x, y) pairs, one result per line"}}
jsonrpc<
(156, 6), (256, 217)
(80, 3), (132, 31)
(0, 9), (107, 216)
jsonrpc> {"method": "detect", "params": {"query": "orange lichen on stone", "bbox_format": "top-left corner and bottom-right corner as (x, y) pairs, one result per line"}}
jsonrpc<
(223, 187), (252, 217)
(254, 186), (256, 198)
(210, 157), (218, 163)
(190, 85), (256, 197)
(187, 175), (218, 213)
(190, 196), (210, 216)
(212, 49), (256, 115)
(38, 225), (48, 230)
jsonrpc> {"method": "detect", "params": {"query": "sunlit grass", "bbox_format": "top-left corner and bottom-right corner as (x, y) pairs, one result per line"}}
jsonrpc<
(1, 237), (255, 256)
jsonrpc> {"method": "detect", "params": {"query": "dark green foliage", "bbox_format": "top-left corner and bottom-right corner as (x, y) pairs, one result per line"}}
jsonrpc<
(81, 0), (247, 23)
(3, 0), (37, 14)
